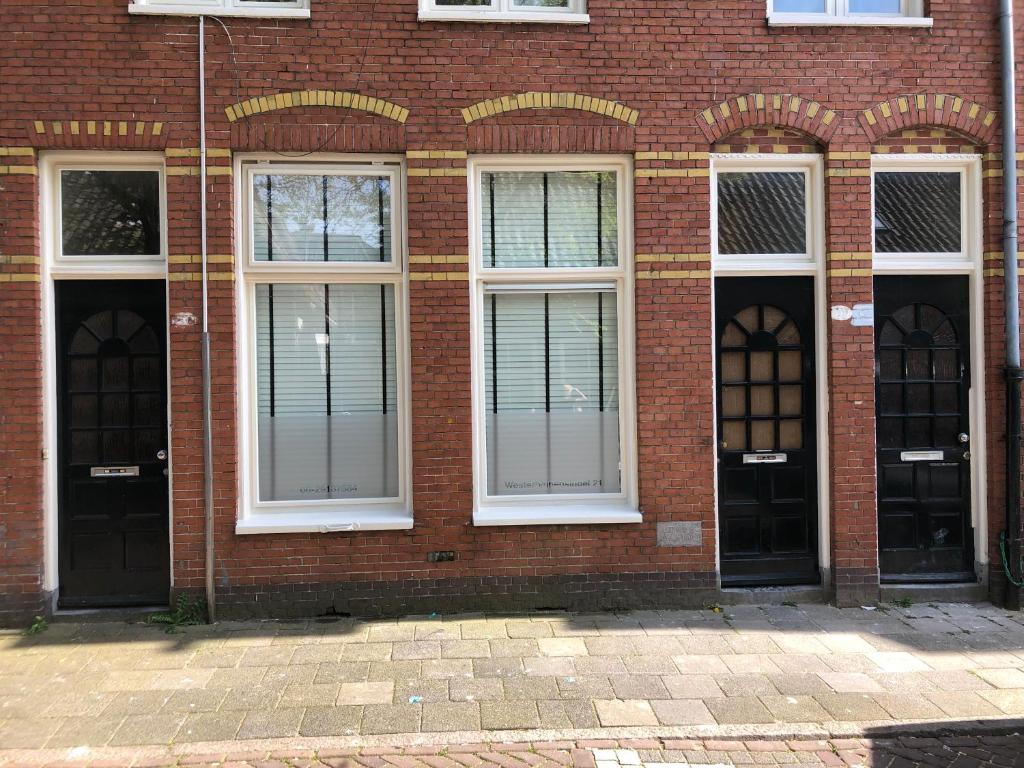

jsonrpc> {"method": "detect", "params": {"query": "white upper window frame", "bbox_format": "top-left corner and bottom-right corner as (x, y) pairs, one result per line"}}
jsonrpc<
(767, 0), (932, 27)
(129, 0), (309, 19)
(47, 155), (168, 277)
(468, 155), (639, 527)
(418, 0), (588, 24)
(711, 154), (825, 274)
(871, 154), (983, 273)
(235, 155), (412, 534)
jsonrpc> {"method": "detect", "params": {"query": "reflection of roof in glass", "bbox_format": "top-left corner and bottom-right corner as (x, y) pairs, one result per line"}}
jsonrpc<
(717, 172), (806, 255)
(61, 170), (161, 256)
(874, 172), (961, 254)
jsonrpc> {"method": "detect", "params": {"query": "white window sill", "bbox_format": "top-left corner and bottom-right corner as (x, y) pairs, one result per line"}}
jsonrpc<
(128, 3), (310, 18)
(236, 508), (412, 535)
(418, 9), (589, 24)
(474, 503), (641, 527)
(768, 13), (932, 27)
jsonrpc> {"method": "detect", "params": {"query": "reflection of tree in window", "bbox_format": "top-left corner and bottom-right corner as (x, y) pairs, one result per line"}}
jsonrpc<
(61, 170), (161, 256)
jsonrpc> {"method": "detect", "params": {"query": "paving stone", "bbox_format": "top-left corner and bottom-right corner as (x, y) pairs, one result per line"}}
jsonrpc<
(161, 687), (228, 714)
(974, 668), (1024, 689)
(758, 695), (831, 723)
(489, 639), (540, 658)
(610, 674), (671, 700)
(101, 690), (172, 716)
(109, 713), (186, 746)
(441, 640), (491, 659)
(394, 678), (450, 704)
(538, 638), (589, 657)
(979, 689), (1024, 714)
(480, 701), (541, 729)
(218, 685), (283, 711)
(503, 676), (561, 700)
(342, 643), (394, 662)
(866, 652), (932, 673)
(421, 659), (475, 679)
(574, 656), (628, 676)
(621, 656), (680, 676)
(662, 674), (725, 699)
(925, 692), (1005, 718)
(314, 661), (371, 684)
(361, 703), (422, 735)
(705, 696), (774, 724)
(871, 693), (946, 720)
(715, 673), (778, 697)
(369, 660), (423, 681)
(723, 655), (783, 675)
(506, 621), (553, 639)
(175, 711), (246, 742)
(558, 675), (615, 700)
(768, 673), (832, 696)
(235, 708), (305, 740)
(473, 657), (524, 677)
(393, 642), (442, 661)
(449, 677), (505, 702)
(924, 670), (994, 691)
(421, 702), (481, 732)
(818, 672), (885, 693)
(650, 699), (716, 725)
(593, 699), (658, 727)
(813, 693), (890, 721)
(672, 655), (730, 674)
(41, 716), (119, 748)
(538, 700), (599, 729)
(339, 681), (395, 705)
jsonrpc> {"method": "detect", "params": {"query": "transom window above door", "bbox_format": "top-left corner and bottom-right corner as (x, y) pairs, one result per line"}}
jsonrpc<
(768, 0), (931, 26)
(469, 159), (637, 526)
(238, 160), (410, 534)
(419, 0), (588, 23)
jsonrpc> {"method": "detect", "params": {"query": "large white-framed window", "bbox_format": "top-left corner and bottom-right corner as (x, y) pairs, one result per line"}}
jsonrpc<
(468, 156), (638, 526)
(129, 0), (309, 18)
(711, 154), (824, 273)
(236, 156), (411, 534)
(418, 0), (588, 24)
(46, 157), (167, 276)
(871, 155), (982, 272)
(767, 0), (931, 26)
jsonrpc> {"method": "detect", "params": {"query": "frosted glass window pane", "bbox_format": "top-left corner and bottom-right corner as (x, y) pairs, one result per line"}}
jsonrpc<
(874, 172), (961, 254)
(718, 172), (807, 255)
(484, 291), (620, 496)
(252, 174), (391, 262)
(61, 170), (161, 256)
(481, 171), (617, 268)
(849, 0), (901, 12)
(255, 283), (398, 501)
(773, 0), (826, 10)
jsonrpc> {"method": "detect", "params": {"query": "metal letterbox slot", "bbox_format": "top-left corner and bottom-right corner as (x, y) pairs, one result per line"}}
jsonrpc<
(90, 466), (140, 478)
(900, 450), (944, 462)
(742, 453), (787, 464)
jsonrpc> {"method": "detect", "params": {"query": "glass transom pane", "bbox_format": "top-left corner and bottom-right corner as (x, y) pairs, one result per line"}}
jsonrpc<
(252, 173), (392, 263)
(717, 172), (807, 256)
(874, 172), (962, 254)
(481, 171), (618, 268)
(61, 170), (161, 257)
(773, 0), (826, 10)
(255, 283), (399, 501)
(849, 0), (902, 12)
(484, 291), (620, 496)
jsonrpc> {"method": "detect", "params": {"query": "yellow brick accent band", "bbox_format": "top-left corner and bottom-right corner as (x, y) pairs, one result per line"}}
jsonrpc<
(0, 165), (38, 175)
(635, 151), (710, 161)
(827, 268), (874, 277)
(169, 254), (234, 264)
(165, 147), (232, 158)
(634, 168), (709, 178)
(0, 273), (42, 283)
(828, 252), (871, 262)
(826, 151), (871, 161)
(225, 90), (410, 125)
(408, 254), (469, 264)
(169, 272), (236, 282)
(407, 168), (467, 177)
(406, 150), (468, 159)
(166, 166), (233, 177)
(635, 269), (711, 280)
(827, 168), (871, 177)
(636, 253), (711, 263)
(461, 92), (639, 127)
(0, 147), (35, 157)
(409, 272), (470, 282)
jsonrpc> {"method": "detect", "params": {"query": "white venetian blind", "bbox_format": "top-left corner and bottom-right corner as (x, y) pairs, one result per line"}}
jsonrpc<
(255, 283), (398, 501)
(480, 171), (618, 268)
(252, 173), (391, 263)
(483, 290), (620, 496)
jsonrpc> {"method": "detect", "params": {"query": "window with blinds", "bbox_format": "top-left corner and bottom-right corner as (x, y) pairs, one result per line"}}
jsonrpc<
(473, 164), (629, 509)
(242, 163), (406, 519)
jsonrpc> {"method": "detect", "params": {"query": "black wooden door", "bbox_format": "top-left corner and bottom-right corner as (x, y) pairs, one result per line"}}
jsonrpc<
(715, 277), (819, 585)
(875, 275), (974, 581)
(57, 280), (170, 607)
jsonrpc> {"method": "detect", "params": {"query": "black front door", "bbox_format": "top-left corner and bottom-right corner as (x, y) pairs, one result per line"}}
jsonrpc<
(715, 277), (819, 585)
(57, 280), (170, 607)
(875, 275), (974, 581)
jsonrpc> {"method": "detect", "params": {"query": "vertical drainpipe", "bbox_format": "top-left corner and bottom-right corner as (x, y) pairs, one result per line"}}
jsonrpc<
(1000, 0), (1022, 608)
(198, 16), (217, 622)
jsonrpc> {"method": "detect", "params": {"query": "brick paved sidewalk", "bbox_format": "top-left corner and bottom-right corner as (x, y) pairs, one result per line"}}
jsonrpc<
(1, 602), (1023, 765)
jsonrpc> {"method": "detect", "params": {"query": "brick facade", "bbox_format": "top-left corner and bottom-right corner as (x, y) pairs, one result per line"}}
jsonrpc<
(1, 0), (1022, 623)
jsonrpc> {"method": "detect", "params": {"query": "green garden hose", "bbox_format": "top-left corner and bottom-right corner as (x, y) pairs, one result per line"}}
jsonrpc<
(999, 531), (1024, 588)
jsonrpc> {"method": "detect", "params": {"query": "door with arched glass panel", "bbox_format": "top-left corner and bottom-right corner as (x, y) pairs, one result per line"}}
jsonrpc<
(715, 277), (819, 585)
(875, 276), (973, 580)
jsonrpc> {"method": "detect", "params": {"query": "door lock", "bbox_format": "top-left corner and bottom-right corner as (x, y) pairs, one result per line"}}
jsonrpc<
(963, 451), (972, 461)
(958, 433), (970, 444)
(156, 449), (168, 460)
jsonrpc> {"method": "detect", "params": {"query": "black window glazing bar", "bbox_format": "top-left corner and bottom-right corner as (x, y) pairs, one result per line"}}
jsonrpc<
(266, 174), (276, 417)
(381, 285), (388, 415)
(379, 177), (386, 263)
(491, 293), (498, 414)
(323, 177), (331, 415)
(489, 173), (496, 268)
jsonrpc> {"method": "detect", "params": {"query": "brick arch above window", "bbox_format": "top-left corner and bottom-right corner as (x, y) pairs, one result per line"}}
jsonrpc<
(224, 90), (410, 125)
(696, 94), (839, 145)
(859, 94), (997, 146)
(713, 126), (824, 155)
(461, 92), (640, 126)
(872, 127), (982, 156)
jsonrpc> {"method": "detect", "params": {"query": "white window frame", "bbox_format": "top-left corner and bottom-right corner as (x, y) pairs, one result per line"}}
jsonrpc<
(418, 0), (588, 24)
(710, 153), (831, 584)
(767, 0), (931, 26)
(48, 157), (168, 275)
(235, 155), (412, 534)
(871, 155), (981, 272)
(468, 155), (638, 526)
(129, 0), (309, 19)
(711, 154), (825, 273)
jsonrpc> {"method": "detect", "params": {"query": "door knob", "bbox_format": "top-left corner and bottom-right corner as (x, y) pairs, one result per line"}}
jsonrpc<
(958, 433), (970, 444)
(156, 449), (168, 460)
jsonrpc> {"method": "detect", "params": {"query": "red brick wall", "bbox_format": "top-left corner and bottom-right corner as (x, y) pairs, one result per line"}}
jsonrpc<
(0, 0), (1020, 620)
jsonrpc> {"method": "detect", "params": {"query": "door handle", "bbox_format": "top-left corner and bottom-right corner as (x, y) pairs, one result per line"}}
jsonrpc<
(958, 433), (970, 444)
